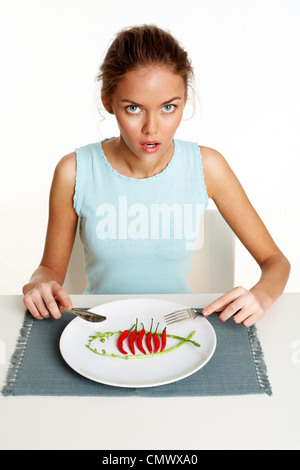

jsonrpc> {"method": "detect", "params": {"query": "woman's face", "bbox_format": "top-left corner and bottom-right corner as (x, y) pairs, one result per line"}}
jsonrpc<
(103, 64), (187, 165)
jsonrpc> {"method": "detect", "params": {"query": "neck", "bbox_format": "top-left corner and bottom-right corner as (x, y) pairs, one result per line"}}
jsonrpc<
(106, 137), (174, 179)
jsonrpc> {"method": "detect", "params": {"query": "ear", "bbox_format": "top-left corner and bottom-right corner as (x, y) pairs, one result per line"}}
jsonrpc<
(101, 93), (114, 114)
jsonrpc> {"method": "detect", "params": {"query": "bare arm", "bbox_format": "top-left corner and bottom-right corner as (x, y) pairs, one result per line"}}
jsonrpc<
(200, 146), (290, 326)
(23, 152), (78, 319)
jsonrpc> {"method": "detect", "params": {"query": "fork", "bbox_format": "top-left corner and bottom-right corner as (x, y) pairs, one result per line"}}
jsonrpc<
(164, 307), (204, 325)
(63, 307), (106, 323)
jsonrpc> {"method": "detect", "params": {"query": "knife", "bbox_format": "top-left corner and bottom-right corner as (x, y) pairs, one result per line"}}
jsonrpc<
(63, 307), (106, 323)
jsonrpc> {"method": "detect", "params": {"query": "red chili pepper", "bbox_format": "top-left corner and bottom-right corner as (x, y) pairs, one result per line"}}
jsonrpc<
(128, 319), (138, 355)
(117, 323), (135, 355)
(160, 327), (167, 352)
(117, 331), (129, 355)
(136, 322), (147, 354)
(146, 318), (153, 353)
(153, 322), (160, 353)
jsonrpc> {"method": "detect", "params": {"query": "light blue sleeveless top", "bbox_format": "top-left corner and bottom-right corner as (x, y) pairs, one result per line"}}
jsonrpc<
(74, 138), (208, 294)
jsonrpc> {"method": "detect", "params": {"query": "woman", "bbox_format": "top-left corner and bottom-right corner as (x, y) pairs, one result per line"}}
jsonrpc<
(23, 25), (290, 326)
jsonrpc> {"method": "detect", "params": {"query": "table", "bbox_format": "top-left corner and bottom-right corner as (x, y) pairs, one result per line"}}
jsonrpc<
(0, 293), (299, 450)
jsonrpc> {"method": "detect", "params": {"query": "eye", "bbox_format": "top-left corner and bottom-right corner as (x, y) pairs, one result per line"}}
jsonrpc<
(126, 105), (141, 114)
(162, 104), (176, 113)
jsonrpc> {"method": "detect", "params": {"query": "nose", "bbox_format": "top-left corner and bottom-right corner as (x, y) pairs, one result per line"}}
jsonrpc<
(142, 112), (158, 136)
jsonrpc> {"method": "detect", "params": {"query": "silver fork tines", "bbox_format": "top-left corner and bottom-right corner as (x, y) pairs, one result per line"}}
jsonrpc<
(164, 308), (203, 325)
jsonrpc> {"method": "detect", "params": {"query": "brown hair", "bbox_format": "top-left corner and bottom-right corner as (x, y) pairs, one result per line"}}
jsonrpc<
(97, 25), (194, 99)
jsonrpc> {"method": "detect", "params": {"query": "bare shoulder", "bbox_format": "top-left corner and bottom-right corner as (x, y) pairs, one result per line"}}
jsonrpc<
(49, 151), (77, 206)
(200, 145), (230, 172)
(199, 145), (221, 159)
(54, 151), (76, 184)
(199, 146), (233, 199)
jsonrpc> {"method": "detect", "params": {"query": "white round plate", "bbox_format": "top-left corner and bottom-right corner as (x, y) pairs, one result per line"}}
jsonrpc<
(59, 298), (217, 388)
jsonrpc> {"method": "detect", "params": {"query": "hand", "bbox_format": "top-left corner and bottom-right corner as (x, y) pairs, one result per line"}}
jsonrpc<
(23, 281), (72, 320)
(202, 286), (266, 327)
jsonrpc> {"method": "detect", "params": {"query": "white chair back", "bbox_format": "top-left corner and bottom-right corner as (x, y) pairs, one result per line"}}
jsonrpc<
(187, 209), (235, 293)
(63, 226), (88, 294)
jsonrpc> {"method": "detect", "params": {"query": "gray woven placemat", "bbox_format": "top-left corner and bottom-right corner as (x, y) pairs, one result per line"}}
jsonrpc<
(2, 310), (272, 396)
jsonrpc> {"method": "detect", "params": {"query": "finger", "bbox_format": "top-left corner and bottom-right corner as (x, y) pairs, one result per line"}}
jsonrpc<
(43, 290), (62, 320)
(242, 310), (265, 327)
(202, 297), (227, 316)
(23, 297), (44, 320)
(232, 306), (253, 324)
(218, 297), (245, 322)
(233, 294), (265, 326)
(26, 283), (53, 319)
(52, 285), (73, 314)
(203, 287), (246, 316)
(32, 296), (52, 319)
(242, 314), (258, 328)
(203, 291), (239, 316)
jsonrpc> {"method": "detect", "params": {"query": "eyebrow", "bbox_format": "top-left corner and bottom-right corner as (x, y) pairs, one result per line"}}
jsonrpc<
(120, 96), (182, 106)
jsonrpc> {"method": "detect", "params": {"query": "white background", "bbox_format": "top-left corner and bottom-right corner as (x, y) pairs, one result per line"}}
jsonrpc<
(0, 0), (299, 293)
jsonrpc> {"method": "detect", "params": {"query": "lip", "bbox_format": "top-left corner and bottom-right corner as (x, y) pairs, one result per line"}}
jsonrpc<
(140, 142), (161, 154)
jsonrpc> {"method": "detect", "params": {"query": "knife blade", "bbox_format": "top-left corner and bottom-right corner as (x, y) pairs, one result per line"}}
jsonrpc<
(64, 308), (106, 323)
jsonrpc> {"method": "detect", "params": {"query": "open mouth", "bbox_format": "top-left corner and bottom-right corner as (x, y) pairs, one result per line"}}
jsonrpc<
(141, 142), (161, 153)
(144, 143), (158, 148)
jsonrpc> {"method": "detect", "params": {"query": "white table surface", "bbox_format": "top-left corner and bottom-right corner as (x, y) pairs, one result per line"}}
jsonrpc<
(0, 292), (299, 450)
